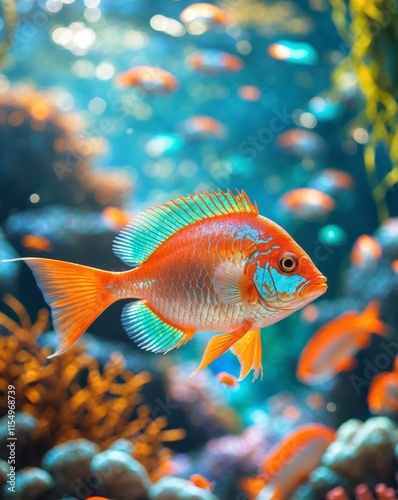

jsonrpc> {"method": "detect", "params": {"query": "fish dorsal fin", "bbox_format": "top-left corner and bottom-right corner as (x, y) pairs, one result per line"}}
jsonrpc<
(113, 189), (257, 266)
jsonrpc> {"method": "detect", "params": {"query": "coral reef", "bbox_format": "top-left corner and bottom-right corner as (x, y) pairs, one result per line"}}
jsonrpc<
(0, 295), (185, 480)
(165, 364), (241, 445)
(90, 449), (151, 500)
(0, 86), (132, 223)
(149, 476), (218, 500)
(3, 205), (118, 268)
(294, 416), (398, 499)
(11, 467), (54, 500)
(327, 483), (398, 500)
(0, 229), (19, 293)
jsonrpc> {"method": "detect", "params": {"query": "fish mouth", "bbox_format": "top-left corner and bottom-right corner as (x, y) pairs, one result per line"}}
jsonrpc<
(301, 275), (328, 298)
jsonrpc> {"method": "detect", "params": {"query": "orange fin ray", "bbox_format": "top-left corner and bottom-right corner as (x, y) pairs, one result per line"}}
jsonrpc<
(191, 322), (252, 376)
(20, 258), (117, 357)
(231, 329), (263, 380)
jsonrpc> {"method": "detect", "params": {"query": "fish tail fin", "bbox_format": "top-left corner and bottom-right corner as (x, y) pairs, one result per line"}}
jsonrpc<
(360, 300), (387, 335)
(19, 258), (121, 357)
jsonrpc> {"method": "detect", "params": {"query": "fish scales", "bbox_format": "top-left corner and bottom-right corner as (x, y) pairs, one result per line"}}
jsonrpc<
(126, 216), (260, 330)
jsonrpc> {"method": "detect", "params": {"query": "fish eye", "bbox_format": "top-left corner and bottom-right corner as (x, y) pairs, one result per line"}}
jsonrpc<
(279, 254), (297, 273)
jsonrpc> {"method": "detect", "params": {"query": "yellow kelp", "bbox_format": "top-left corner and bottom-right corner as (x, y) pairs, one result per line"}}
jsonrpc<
(330, 0), (398, 221)
(0, 0), (17, 65)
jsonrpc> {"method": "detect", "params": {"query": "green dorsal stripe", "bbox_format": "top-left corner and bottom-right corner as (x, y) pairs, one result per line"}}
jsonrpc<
(112, 189), (258, 266)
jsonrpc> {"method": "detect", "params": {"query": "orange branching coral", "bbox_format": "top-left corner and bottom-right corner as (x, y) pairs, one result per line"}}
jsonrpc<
(0, 294), (184, 478)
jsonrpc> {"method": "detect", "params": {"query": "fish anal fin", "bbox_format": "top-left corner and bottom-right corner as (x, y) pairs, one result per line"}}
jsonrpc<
(191, 321), (253, 375)
(231, 329), (263, 380)
(213, 261), (257, 305)
(112, 190), (257, 266)
(122, 300), (193, 353)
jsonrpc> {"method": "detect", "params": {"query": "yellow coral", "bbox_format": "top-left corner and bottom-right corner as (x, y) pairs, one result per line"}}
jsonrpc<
(330, 0), (398, 221)
(0, 294), (184, 478)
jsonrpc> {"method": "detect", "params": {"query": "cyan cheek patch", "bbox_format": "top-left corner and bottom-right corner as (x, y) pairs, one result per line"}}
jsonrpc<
(269, 267), (307, 297)
(253, 261), (277, 302)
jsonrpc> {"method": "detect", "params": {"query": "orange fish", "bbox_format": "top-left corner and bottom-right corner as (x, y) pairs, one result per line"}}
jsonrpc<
(392, 260), (398, 273)
(180, 3), (229, 26)
(310, 168), (354, 193)
(189, 473), (214, 490)
(9, 190), (327, 380)
(351, 234), (382, 269)
(86, 497), (114, 500)
(300, 304), (319, 323)
(102, 206), (133, 232)
(187, 49), (243, 74)
(238, 85), (261, 102)
(243, 424), (335, 499)
(241, 477), (275, 500)
(216, 371), (239, 387)
(280, 188), (335, 221)
(368, 371), (398, 414)
(115, 66), (179, 95)
(178, 115), (225, 140)
(21, 234), (53, 253)
(297, 301), (387, 385)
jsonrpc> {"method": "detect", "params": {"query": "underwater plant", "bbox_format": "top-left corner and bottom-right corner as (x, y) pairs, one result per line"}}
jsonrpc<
(221, 0), (312, 35)
(330, 0), (398, 221)
(0, 0), (17, 65)
(0, 294), (184, 479)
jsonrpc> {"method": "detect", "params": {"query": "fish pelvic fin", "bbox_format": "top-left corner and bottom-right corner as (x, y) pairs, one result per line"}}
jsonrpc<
(231, 328), (263, 381)
(121, 300), (194, 353)
(191, 321), (253, 376)
(20, 258), (121, 357)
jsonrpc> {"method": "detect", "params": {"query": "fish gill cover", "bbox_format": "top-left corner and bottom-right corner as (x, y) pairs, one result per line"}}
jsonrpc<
(0, 0), (398, 499)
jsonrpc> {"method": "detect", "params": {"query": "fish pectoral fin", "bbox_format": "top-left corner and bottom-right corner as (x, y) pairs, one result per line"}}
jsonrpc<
(231, 328), (263, 381)
(213, 260), (257, 305)
(191, 321), (253, 376)
(122, 300), (192, 353)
